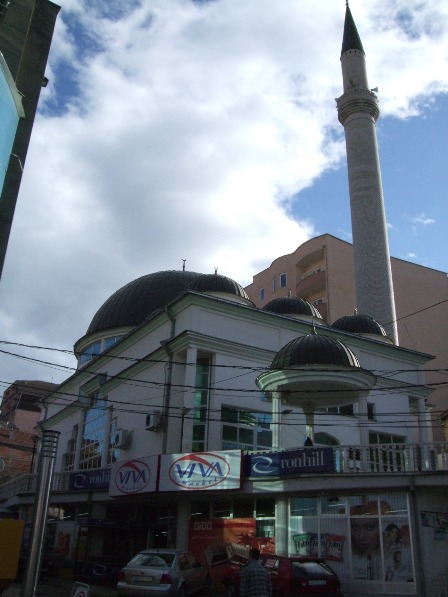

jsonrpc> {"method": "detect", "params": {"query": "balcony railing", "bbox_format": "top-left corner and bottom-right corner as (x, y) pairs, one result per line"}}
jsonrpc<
(0, 442), (446, 502)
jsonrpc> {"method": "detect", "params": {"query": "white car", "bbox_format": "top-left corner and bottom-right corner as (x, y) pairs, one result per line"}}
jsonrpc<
(117, 549), (211, 597)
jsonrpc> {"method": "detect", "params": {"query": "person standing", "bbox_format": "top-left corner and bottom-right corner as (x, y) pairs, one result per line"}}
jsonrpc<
(239, 548), (272, 597)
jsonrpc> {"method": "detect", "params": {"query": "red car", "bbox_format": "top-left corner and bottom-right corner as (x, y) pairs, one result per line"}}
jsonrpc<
(222, 555), (343, 597)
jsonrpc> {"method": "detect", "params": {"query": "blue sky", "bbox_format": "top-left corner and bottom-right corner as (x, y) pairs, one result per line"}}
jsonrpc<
(0, 0), (447, 386)
(297, 94), (448, 273)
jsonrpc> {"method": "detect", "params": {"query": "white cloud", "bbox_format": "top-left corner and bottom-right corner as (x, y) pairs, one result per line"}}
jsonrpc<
(1, 0), (448, 385)
(411, 213), (436, 225)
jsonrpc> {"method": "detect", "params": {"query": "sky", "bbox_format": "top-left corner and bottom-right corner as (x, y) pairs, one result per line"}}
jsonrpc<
(0, 0), (447, 389)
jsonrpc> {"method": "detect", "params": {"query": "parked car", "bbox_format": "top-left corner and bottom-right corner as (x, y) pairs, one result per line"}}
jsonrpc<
(117, 549), (211, 597)
(222, 554), (343, 597)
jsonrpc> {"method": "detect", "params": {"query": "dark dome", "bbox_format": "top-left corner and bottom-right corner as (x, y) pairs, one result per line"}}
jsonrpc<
(331, 314), (388, 338)
(262, 297), (323, 319)
(187, 273), (251, 301)
(86, 270), (201, 335)
(271, 332), (360, 370)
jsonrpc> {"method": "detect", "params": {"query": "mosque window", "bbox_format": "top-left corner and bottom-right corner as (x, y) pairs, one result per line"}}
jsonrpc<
(259, 288), (265, 302)
(79, 392), (108, 470)
(63, 425), (78, 471)
(280, 273), (287, 287)
(192, 356), (212, 452)
(221, 406), (272, 451)
(79, 335), (124, 366)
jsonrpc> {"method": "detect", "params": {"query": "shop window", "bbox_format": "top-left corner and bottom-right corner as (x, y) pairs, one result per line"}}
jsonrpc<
(221, 407), (272, 451)
(289, 494), (414, 586)
(212, 500), (232, 518)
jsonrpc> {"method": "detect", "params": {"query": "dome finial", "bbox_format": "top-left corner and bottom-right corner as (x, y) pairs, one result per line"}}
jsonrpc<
(288, 289), (292, 297)
(311, 320), (317, 335)
(182, 259), (186, 272)
(214, 267), (218, 274)
(354, 308), (358, 315)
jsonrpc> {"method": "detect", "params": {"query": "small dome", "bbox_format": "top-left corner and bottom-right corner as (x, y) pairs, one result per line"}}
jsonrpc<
(262, 297), (323, 319)
(187, 273), (252, 302)
(86, 270), (201, 336)
(271, 332), (360, 370)
(331, 314), (388, 338)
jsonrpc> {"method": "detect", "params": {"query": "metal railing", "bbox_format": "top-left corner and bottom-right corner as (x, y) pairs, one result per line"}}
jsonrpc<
(0, 442), (446, 502)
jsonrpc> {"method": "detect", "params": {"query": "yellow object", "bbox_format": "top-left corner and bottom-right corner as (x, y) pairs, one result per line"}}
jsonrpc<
(0, 518), (25, 590)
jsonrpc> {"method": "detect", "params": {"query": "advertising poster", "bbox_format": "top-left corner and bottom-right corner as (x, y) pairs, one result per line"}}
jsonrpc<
(383, 520), (413, 582)
(188, 518), (275, 583)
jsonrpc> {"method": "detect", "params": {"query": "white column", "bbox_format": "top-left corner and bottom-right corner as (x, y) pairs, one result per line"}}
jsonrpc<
(275, 496), (289, 556)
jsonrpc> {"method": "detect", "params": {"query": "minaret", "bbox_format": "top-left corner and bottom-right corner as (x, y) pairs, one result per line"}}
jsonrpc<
(336, 3), (399, 344)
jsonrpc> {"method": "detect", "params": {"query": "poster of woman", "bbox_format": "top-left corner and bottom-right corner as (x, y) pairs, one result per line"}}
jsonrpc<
(383, 520), (413, 582)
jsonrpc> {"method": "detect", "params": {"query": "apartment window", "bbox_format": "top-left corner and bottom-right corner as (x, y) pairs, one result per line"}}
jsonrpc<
(280, 273), (287, 287)
(192, 356), (211, 452)
(259, 288), (265, 302)
(221, 407), (272, 451)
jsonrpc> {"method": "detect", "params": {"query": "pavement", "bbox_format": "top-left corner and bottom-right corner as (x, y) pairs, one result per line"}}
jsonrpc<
(2, 577), (117, 597)
(2, 576), (226, 597)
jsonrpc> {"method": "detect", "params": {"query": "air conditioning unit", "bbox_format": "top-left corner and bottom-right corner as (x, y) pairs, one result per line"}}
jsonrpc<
(145, 410), (161, 431)
(113, 429), (131, 449)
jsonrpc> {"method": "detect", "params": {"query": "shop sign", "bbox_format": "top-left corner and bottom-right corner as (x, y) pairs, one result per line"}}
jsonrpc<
(159, 450), (242, 491)
(109, 456), (158, 496)
(247, 447), (334, 477)
(69, 468), (110, 491)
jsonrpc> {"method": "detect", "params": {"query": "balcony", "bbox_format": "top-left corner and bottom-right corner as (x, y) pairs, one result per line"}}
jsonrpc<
(296, 269), (326, 297)
(0, 443), (446, 502)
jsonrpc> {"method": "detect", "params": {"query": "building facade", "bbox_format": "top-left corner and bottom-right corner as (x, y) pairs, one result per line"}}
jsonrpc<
(0, 271), (446, 596)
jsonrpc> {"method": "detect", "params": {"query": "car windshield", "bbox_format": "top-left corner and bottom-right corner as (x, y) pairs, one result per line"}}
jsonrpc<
(128, 553), (175, 568)
(292, 561), (333, 578)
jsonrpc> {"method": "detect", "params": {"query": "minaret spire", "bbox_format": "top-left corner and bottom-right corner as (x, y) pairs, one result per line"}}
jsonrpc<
(336, 6), (399, 344)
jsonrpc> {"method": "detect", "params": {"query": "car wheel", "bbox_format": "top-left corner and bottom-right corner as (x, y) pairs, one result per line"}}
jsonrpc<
(225, 581), (237, 597)
(178, 584), (187, 597)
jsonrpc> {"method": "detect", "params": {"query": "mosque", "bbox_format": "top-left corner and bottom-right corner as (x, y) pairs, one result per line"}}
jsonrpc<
(0, 5), (447, 597)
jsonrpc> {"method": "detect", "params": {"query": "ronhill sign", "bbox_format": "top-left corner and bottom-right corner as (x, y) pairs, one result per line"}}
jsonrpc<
(246, 447), (334, 478)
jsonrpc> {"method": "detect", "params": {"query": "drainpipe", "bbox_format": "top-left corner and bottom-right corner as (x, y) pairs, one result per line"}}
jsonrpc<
(161, 308), (176, 454)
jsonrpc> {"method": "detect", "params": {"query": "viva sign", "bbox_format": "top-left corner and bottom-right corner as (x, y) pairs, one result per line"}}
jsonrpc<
(159, 450), (242, 492)
(109, 456), (158, 496)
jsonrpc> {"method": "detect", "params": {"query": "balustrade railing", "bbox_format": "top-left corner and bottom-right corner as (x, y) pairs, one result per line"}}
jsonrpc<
(0, 442), (446, 501)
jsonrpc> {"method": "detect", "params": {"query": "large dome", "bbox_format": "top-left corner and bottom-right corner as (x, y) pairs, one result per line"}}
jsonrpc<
(187, 273), (252, 303)
(271, 332), (361, 370)
(331, 314), (391, 342)
(262, 297), (323, 320)
(86, 270), (201, 336)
